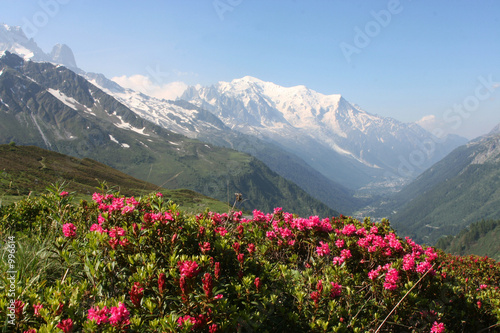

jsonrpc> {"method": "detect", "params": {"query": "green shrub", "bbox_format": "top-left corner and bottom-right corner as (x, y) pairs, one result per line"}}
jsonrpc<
(1, 189), (499, 332)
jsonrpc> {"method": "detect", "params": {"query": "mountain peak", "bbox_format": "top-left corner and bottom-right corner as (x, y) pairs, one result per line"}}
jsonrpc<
(50, 43), (77, 69)
(235, 75), (264, 83)
(488, 123), (500, 136)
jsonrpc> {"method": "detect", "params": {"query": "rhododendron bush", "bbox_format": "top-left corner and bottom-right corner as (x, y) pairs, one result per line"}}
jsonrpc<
(1, 189), (499, 332)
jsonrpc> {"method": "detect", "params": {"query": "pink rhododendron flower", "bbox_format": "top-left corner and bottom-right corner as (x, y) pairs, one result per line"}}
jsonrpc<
(237, 253), (245, 264)
(254, 277), (261, 291)
(129, 282), (144, 307)
(108, 227), (125, 238)
(330, 282), (342, 298)
(178, 260), (200, 279)
(56, 318), (73, 333)
(109, 302), (130, 327)
(383, 268), (400, 291)
(341, 224), (357, 236)
(215, 227), (228, 237)
(14, 300), (25, 319)
(92, 192), (104, 203)
(202, 273), (213, 298)
(335, 239), (345, 248)
(59, 191), (69, 197)
(87, 306), (109, 325)
(158, 273), (166, 294)
(214, 262), (221, 280)
(416, 261), (432, 274)
(90, 223), (106, 233)
(214, 294), (224, 299)
(430, 321), (445, 333)
(266, 231), (277, 239)
(402, 254), (416, 271)
(247, 243), (256, 254)
(316, 241), (330, 256)
(333, 256), (345, 266)
(200, 242), (211, 254)
(33, 303), (43, 317)
(62, 223), (77, 238)
(340, 249), (352, 259)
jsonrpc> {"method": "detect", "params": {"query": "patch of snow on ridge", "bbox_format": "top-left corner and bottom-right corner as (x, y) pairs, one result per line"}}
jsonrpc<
(112, 111), (150, 136)
(109, 135), (119, 144)
(47, 88), (93, 114)
(109, 134), (130, 148)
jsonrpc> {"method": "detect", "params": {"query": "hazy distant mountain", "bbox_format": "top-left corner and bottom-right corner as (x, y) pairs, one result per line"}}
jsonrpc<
(0, 51), (339, 216)
(489, 122), (500, 135)
(385, 131), (500, 244)
(181, 76), (467, 191)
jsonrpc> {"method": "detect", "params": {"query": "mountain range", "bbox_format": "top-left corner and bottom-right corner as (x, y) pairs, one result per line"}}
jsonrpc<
(0, 51), (338, 217)
(181, 77), (467, 191)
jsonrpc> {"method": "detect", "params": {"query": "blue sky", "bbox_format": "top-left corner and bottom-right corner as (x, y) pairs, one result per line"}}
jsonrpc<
(1, 0), (499, 138)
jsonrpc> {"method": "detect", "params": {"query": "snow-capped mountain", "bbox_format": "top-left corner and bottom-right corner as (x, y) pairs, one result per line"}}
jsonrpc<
(0, 24), (362, 213)
(0, 23), (77, 70)
(181, 76), (468, 189)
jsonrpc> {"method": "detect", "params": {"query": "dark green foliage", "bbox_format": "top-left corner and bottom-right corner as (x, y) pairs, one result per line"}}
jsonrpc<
(436, 219), (500, 261)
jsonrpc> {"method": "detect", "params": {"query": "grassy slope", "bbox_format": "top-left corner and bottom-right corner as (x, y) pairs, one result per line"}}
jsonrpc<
(0, 144), (230, 212)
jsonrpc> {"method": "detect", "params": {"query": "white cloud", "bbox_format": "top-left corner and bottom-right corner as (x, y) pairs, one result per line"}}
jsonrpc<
(112, 74), (188, 100)
(416, 114), (440, 131)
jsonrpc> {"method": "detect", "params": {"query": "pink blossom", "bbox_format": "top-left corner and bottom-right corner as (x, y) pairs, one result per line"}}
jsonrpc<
(333, 256), (345, 266)
(178, 260), (200, 279)
(330, 282), (342, 298)
(97, 214), (106, 225)
(56, 319), (73, 333)
(59, 191), (69, 197)
(402, 254), (415, 271)
(215, 227), (228, 237)
(108, 227), (126, 238)
(109, 302), (130, 327)
(340, 249), (352, 259)
(92, 192), (104, 203)
(430, 321), (445, 333)
(33, 303), (43, 317)
(416, 261), (432, 274)
(90, 224), (106, 234)
(129, 282), (144, 307)
(370, 226), (378, 234)
(254, 277), (261, 291)
(199, 242), (211, 254)
(266, 231), (277, 239)
(214, 294), (224, 299)
(341, 224), (357, 236)
(384, 268), (399, 290)
(121, 206), (135, 215)
(316, 241), (330, 256)
(62, 223), (76, 238)
(87, 306), (109, 325)
(335, 239), (345, 248)
(247, 243), (256, 254)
